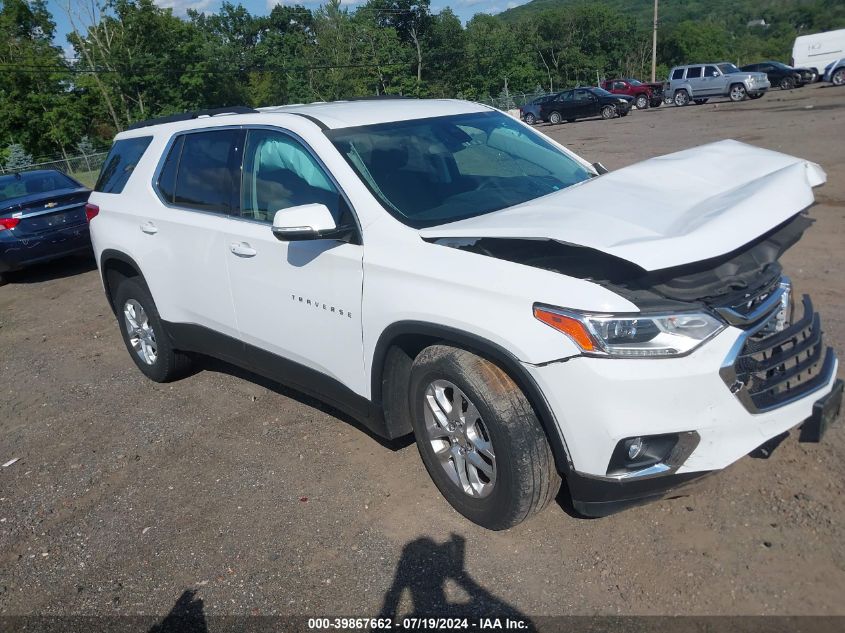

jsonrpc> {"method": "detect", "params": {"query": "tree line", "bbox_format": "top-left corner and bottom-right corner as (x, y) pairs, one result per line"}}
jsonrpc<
(1, 0), (843, 166)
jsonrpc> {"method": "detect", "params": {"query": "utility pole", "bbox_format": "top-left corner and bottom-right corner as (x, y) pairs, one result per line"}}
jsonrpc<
(651, 0), (659, 82)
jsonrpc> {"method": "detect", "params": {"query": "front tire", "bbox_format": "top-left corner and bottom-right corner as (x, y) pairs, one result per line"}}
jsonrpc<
(548, 111), (562, 124)
(729, 83), (747, 101)
(113, 278), (192, 382)
(833, 68), (845, 86)
(673, 90), (690, 106)
(601, 104), (616, 119)
(409, 345), (560, 530)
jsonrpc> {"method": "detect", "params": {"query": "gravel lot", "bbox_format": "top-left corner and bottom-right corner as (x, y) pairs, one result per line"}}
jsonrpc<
(1, 83), (844, 623)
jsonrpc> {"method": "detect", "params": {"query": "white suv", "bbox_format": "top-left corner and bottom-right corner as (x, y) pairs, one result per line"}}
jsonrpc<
(88, 99), (842, 529)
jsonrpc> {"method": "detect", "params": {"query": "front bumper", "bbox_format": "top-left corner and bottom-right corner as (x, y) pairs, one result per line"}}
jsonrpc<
(524, 315), (839, 514)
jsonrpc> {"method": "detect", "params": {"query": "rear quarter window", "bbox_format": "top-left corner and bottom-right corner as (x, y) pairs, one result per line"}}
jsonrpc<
(95, 136), (153, 194)
(671, 68), (684, 80)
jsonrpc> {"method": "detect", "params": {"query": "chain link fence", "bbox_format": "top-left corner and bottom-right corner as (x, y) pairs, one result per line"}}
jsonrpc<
(0, 152), (108, 188)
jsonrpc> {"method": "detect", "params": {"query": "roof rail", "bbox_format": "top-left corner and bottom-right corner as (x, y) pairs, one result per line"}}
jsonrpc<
(126, 106), (258, 131)
(343, 95), (415, 101)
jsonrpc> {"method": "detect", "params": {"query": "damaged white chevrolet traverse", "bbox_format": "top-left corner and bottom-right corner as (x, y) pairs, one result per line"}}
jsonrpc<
(87, 99), (842, 529)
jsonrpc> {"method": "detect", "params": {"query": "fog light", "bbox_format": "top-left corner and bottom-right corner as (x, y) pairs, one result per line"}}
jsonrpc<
(626, 437), (645, 460)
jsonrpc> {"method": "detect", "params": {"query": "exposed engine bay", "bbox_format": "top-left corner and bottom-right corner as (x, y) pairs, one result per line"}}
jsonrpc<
(432, 212), (814, 314)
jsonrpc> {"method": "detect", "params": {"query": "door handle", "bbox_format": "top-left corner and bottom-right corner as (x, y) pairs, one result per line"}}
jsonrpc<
(140, 221), (158, 235)
(230, 242), (257, 258)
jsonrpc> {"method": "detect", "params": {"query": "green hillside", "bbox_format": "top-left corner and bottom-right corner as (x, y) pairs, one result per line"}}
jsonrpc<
(499, 0), (845, 33)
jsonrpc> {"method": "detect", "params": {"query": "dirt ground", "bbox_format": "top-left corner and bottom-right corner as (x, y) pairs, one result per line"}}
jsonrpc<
(1, 83), (844, 623)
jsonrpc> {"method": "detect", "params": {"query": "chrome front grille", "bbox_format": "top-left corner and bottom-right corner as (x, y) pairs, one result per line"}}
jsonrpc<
(721, 293), (835, 412)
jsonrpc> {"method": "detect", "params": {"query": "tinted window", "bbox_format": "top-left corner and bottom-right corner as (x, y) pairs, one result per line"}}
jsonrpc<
(574, 89), (591, 101)
(156, 136), (184, 204)
(0, 171), (80, 202)
(672, 68), (684, 80)
(704, 65), (719, 77)
(612, 81), (626, 90)
(329, 111), (591, 229)
(95, 136), (153, 194)
(173, 130), (242, 213)
(241, 129), (345, 223)
(686, 66), (702, 78)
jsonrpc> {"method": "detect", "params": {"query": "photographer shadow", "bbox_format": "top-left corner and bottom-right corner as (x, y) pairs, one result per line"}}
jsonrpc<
(378, 533), (532, 622)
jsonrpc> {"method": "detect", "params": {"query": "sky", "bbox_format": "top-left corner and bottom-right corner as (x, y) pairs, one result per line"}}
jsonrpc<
(46, 0), (532, 52)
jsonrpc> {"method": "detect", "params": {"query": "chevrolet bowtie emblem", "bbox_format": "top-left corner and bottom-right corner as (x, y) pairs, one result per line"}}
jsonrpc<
(45, 202), (58, 208)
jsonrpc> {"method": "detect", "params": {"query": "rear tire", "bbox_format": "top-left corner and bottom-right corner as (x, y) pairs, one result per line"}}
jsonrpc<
(113, 278), (192, 383)
(779, 76), (795, 90)
(523, 113), (536, 125)
(729, 83), (747, 101)
(409, 345), (560, 530)
(635, 94), (649, 109)
(548, 111), (562, 124)
(693, 98), (708, 105)
(673, 90), (690, 106)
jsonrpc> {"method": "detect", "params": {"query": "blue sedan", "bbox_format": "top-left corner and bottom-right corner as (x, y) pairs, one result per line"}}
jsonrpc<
(0, 170), (92, 283)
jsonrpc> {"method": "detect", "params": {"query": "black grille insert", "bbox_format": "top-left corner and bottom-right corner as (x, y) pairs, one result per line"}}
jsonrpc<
(724, 295), (834, 412)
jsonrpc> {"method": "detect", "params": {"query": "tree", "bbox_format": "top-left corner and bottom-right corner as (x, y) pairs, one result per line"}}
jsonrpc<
(5, 143), (33, 171)
(364, 0), (432, 92)
(0, 0), (81, 158)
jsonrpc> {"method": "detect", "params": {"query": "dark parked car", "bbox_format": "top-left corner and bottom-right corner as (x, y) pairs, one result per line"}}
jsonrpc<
(518, 93), (558, 125)
(539, 87), (632, 124)
(0, 170), (93, 283)
(740, 61), (808, 89)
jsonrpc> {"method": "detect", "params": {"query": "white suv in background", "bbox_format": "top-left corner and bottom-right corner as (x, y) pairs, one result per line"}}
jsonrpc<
(87, 100), (842, 529)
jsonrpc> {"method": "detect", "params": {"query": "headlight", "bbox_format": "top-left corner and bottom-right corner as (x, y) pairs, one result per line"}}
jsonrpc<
(533, 306), (725, 358)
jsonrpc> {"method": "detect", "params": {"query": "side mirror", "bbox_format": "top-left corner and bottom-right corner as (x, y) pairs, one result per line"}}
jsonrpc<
(271, 203), (339, 241)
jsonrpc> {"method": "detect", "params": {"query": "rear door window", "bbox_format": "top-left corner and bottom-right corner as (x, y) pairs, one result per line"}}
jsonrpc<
(95, 136), (153, 194)
(686, 66), (702, 78)
(172, 130), (243, 214)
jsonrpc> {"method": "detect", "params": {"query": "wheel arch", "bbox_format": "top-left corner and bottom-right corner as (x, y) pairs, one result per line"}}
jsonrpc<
(371, 321), (574, 475)
(99, 249), (148, 315)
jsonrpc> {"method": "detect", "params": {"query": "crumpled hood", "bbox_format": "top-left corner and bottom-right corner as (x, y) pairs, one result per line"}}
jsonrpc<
(420, 140), (826, 272)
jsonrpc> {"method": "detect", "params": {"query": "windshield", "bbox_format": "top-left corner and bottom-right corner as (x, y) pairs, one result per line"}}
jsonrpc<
(0, 171), (79, 204)
(718, 63), (742, 74)
(328, 111), (592, 228)
(590, 87), (615, 97)
(769, 61), (790, 70)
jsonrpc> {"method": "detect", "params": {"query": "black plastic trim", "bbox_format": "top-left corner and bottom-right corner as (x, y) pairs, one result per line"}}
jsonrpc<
(287, 112), (329, 131)
(569, 470), (712, 517)
(98, 249), (146, 314)
(164, 321), (386, 437)
(370, 321), (575, 474)
(127, 107), (258, 130)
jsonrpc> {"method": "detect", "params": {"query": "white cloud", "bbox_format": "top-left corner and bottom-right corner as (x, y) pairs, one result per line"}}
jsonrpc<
(154, 0), (217, 15)
(267, 0), (365, 8)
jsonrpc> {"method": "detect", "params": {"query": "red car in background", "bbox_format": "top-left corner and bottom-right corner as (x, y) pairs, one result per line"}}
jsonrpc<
(600, 78), (664, 109)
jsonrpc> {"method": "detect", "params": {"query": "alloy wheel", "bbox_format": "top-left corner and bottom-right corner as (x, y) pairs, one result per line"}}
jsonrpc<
(730, 85), (747, 101)
(833, 69), (845, 86)
(123, 299), (158, 365)
(423, 379), (496, 498)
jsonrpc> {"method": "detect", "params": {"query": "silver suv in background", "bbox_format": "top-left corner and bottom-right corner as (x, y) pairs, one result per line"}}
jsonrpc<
(665, 63), (770, 106)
